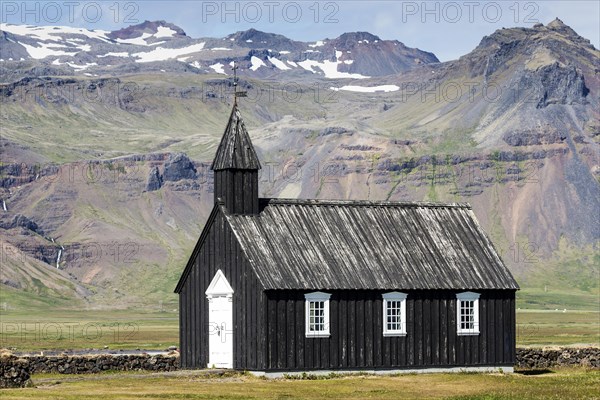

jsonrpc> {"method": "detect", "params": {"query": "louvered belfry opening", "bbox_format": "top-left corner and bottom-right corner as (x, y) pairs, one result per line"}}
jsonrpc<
(211, 104), (261, 214)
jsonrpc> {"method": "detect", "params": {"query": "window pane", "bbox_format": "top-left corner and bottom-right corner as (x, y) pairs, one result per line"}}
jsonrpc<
(385, 299), (404, 332)
(307, 299), (329, 334)
(459, 299), (477, 331)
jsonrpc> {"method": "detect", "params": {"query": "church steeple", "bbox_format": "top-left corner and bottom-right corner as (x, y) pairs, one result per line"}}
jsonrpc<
(211, 104), (261, 171)
(211, 103), (261, 214)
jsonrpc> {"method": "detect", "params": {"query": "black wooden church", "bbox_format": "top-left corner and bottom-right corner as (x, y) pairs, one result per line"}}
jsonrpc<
(175, 102), (519, 376)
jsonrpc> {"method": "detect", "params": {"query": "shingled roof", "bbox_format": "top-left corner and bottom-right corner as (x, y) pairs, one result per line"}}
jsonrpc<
(225, 199), (519, 291)
(211, 104), (261, 171)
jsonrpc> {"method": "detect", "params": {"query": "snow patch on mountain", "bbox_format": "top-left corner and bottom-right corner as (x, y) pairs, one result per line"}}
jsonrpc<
(98, 52), (130, 58)
(298, 50), (369, 79)
(154, 26), (178, 38)
(210, 62), (226, 74)
(66, 62), (98, 71)
(268, 56), (290, 70)
(51, 58), (97, 70)
(20, 42), (77, 59)
(330, 84), (400, 93)
(132, 42), (205, 63)
(250, 56), (266, 71)
(66, 40), (91, 52)
(116, 32), (153, 46)
(0, 23), (110, 42)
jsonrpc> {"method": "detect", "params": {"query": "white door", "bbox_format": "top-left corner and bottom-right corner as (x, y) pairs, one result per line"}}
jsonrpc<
(208, 296), (233, 368)
(206, 270), (234, 369)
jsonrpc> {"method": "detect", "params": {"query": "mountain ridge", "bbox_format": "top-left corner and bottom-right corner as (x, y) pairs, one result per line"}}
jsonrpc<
(0, 21), (439, 79)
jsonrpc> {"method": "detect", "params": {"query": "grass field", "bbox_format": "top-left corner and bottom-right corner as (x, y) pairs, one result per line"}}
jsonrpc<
(1, 368), (599, 399)
(516, 310), (600, 347)
(0, 309), (179, 351)
(1, 283), (597, 351)
(1, 309), (597, 351)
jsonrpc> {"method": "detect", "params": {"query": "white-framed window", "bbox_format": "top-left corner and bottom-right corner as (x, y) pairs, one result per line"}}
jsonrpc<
(304, 292), (331, 337)
(382, 292), (407, 336)
(456, 291), (480, 335)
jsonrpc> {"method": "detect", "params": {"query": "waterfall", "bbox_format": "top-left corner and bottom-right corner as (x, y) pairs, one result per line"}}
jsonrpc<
(2, 200), (6, 212)
(56, 246), (64, 269)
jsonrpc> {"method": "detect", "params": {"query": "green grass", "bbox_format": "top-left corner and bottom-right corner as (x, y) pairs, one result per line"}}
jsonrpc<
(1, 368), (598, 399)
(522, 239), (599, 293)
(0, 286), (79, 312)
(1, 309), (597, 351)
(516, 310), (599, 347)
(517, 287), (599, 311)
(0, 309), (179, 351)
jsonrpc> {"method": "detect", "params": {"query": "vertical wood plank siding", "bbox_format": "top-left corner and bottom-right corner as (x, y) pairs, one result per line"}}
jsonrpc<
(214, 170), (259, 214)
(179, 210), (264, 369)
(264, 290), (515, 371)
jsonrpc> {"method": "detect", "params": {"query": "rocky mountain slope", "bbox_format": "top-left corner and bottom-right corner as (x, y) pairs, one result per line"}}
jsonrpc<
(0, 19), (598, 310)
(0, 21), (438, 81)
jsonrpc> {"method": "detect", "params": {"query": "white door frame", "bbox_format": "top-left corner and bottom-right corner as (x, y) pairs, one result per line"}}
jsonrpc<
(206, 269), (234, 369)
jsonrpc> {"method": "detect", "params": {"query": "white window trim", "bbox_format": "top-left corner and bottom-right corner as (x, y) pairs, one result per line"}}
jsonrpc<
(456, 291), (480, 335)
(304, 292), (331, 338)
(382, 292), (407, 336)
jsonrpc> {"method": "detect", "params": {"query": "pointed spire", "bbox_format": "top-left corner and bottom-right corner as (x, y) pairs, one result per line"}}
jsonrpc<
(211, 104), (261, 171)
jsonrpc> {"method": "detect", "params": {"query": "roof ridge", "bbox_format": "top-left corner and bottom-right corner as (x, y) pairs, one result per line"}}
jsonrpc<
(258, 198), (471, 209)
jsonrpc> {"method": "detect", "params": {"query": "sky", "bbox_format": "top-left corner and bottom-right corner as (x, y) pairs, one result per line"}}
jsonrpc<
(1, 1), (599, 61)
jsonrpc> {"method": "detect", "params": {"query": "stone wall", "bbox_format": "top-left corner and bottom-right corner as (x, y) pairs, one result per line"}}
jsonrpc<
(26, 354), (179, 374)
(516, 347), (600, 369)
(0, 355), (32, 388)
(1, 348), (599, 387)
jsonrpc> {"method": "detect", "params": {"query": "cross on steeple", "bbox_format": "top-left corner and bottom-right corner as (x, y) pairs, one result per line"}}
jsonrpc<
(232, 62), (247, 104)
(212, 64), (261, 214)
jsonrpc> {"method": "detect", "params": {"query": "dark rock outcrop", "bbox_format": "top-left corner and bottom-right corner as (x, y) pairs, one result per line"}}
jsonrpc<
(320, 127), (354, 136)
(0, 162), (59, 189)
(146, 166), (163, 191)
(503, 129), (567, 146)
(11, 214), (39, 232)
(0, 214), (39, 233)
(528, 63), (589, 108)
(162, 153), (197, 181)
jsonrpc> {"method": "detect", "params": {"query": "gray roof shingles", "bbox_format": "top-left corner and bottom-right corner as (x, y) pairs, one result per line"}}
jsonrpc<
(226, 199), (519, 291)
